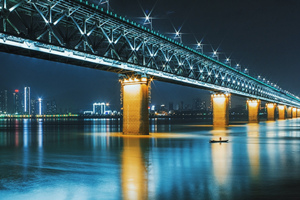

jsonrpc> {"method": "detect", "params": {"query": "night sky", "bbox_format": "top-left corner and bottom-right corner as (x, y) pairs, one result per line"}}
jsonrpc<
(1, 0), (300, 112)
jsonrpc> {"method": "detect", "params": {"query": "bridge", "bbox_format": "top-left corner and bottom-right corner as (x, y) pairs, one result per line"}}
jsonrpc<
(1, 0), (300, 134)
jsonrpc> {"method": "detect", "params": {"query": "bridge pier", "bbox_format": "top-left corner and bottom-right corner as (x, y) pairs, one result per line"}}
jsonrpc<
(297, 109), (300, 118)
(287, 107), (292, 118)
(121, 76), (149, 135)
(266, 103), (276, 121)
(277, 105), (286, 120)
(247, 99), (260, 123)
(211, 93), (230, 126)
(292, 107), (297, 118)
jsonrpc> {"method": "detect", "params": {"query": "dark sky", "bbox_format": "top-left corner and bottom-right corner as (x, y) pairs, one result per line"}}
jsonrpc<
(1, 0), (300, 112)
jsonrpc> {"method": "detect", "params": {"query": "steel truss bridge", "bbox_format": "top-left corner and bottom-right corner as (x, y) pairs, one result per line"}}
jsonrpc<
(0, 0), (299, 107)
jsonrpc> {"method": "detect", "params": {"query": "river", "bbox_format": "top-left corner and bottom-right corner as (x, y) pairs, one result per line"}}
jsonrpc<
(0, 118), (300, 199)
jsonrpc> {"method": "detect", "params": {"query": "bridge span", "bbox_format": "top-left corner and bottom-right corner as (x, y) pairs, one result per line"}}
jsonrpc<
(1, 0), (300, 134)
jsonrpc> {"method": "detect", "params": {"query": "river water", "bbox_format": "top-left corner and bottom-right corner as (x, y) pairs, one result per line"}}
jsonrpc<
(0, 118), (300, 200)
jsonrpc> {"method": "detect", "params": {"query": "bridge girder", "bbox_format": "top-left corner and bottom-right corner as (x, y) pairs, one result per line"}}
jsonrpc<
(0, 0), (299, 107)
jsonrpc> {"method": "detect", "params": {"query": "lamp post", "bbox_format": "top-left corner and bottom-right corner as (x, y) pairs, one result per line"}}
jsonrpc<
(212, 50), (219, 61)
(174, 29), (182, 43)
(225, 58), (231, 66)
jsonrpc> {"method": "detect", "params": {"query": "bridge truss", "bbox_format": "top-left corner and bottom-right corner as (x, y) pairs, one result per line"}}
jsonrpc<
(0, 0), (299, 107)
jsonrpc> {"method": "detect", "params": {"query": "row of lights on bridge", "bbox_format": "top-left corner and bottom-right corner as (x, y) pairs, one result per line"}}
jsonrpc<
(82, 1), (293, 98)
(95, 0), (287, 95)
(140, 10), (285, 91)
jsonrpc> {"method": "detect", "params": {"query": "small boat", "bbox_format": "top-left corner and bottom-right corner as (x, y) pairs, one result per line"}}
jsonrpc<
(210, 139), (228, 143)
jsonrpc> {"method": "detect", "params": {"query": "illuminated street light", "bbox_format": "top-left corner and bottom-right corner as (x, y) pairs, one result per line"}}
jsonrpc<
(195, 39), (204, 53)
(225, 57), (231, 66)
(144, 13), (152, 30)
(212, 50), (219, 61)
(174, 28), (182, 43)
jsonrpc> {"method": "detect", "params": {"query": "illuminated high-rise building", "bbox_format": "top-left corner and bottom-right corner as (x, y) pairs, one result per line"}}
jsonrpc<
(38, 98), (42, 115)
(169, 102), (174, 111)
(46, 100), (57, 114)
(0, 90), (8, 114)
(30, 99), (36, 115)
(93, 103), (106, 115)
(24, 87), (30, 115)
(13, 89), (20, 114)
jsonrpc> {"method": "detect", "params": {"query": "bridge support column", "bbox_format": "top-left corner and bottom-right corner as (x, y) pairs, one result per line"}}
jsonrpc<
(292, 108), (297, 118)
(287, 107), (292, 118)
(297, 109), (300, 118)
(277, 105), (286, 120)
(266, 103), (276, 121)
(211, 93), (230, 126)
(121, 76), (149, 135)
(247, 99), (260, 123)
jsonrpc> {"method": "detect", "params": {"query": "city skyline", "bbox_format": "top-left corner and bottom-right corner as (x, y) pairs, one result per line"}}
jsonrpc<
(1, 84), (262, 116)
(0, 87), (58, 115)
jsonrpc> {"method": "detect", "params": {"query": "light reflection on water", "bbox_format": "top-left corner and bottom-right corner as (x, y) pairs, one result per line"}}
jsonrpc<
(0, 118), (300, 199)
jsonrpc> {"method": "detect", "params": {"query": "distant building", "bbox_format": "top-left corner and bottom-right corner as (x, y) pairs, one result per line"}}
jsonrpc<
(193, 98), (201, 110)
(84, 111), (93, 115)
(179, 101), (184, 111)
(93, 103), (106, 115)
(0, 90), (8, 114)
(200, 100), (207, 111)
(46, 100), (57, 114)
(151, 105), (155, 111)
(30, 99), (36, 115)
(24, 87), (30, 114)
(38, 98), (42, 115)
(160, 104), (166, 111)
(174, 103), (179, 111)
(13, 89), (21, 114)
(169, 102), (173, 111)
(193, 98), (207, 111)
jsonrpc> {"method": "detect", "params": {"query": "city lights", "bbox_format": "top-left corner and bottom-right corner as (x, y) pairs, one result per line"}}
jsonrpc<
(24, 86), (30, 114)
(93, 102), (106, 115)
(212, 49), (219, 61)
(38, 98), (42, 115)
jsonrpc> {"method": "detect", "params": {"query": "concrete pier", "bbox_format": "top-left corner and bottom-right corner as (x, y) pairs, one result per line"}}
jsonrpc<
(297, 109), (300, 118)
(212, 93), (230, 126)
(121, 76), (149, 135)
(292, 107), (297, 118)
(266, 103), (276, 121)
(277, 105), (286, 120)
(287, 107), (292, 118)
(247, 100), (260, 123)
